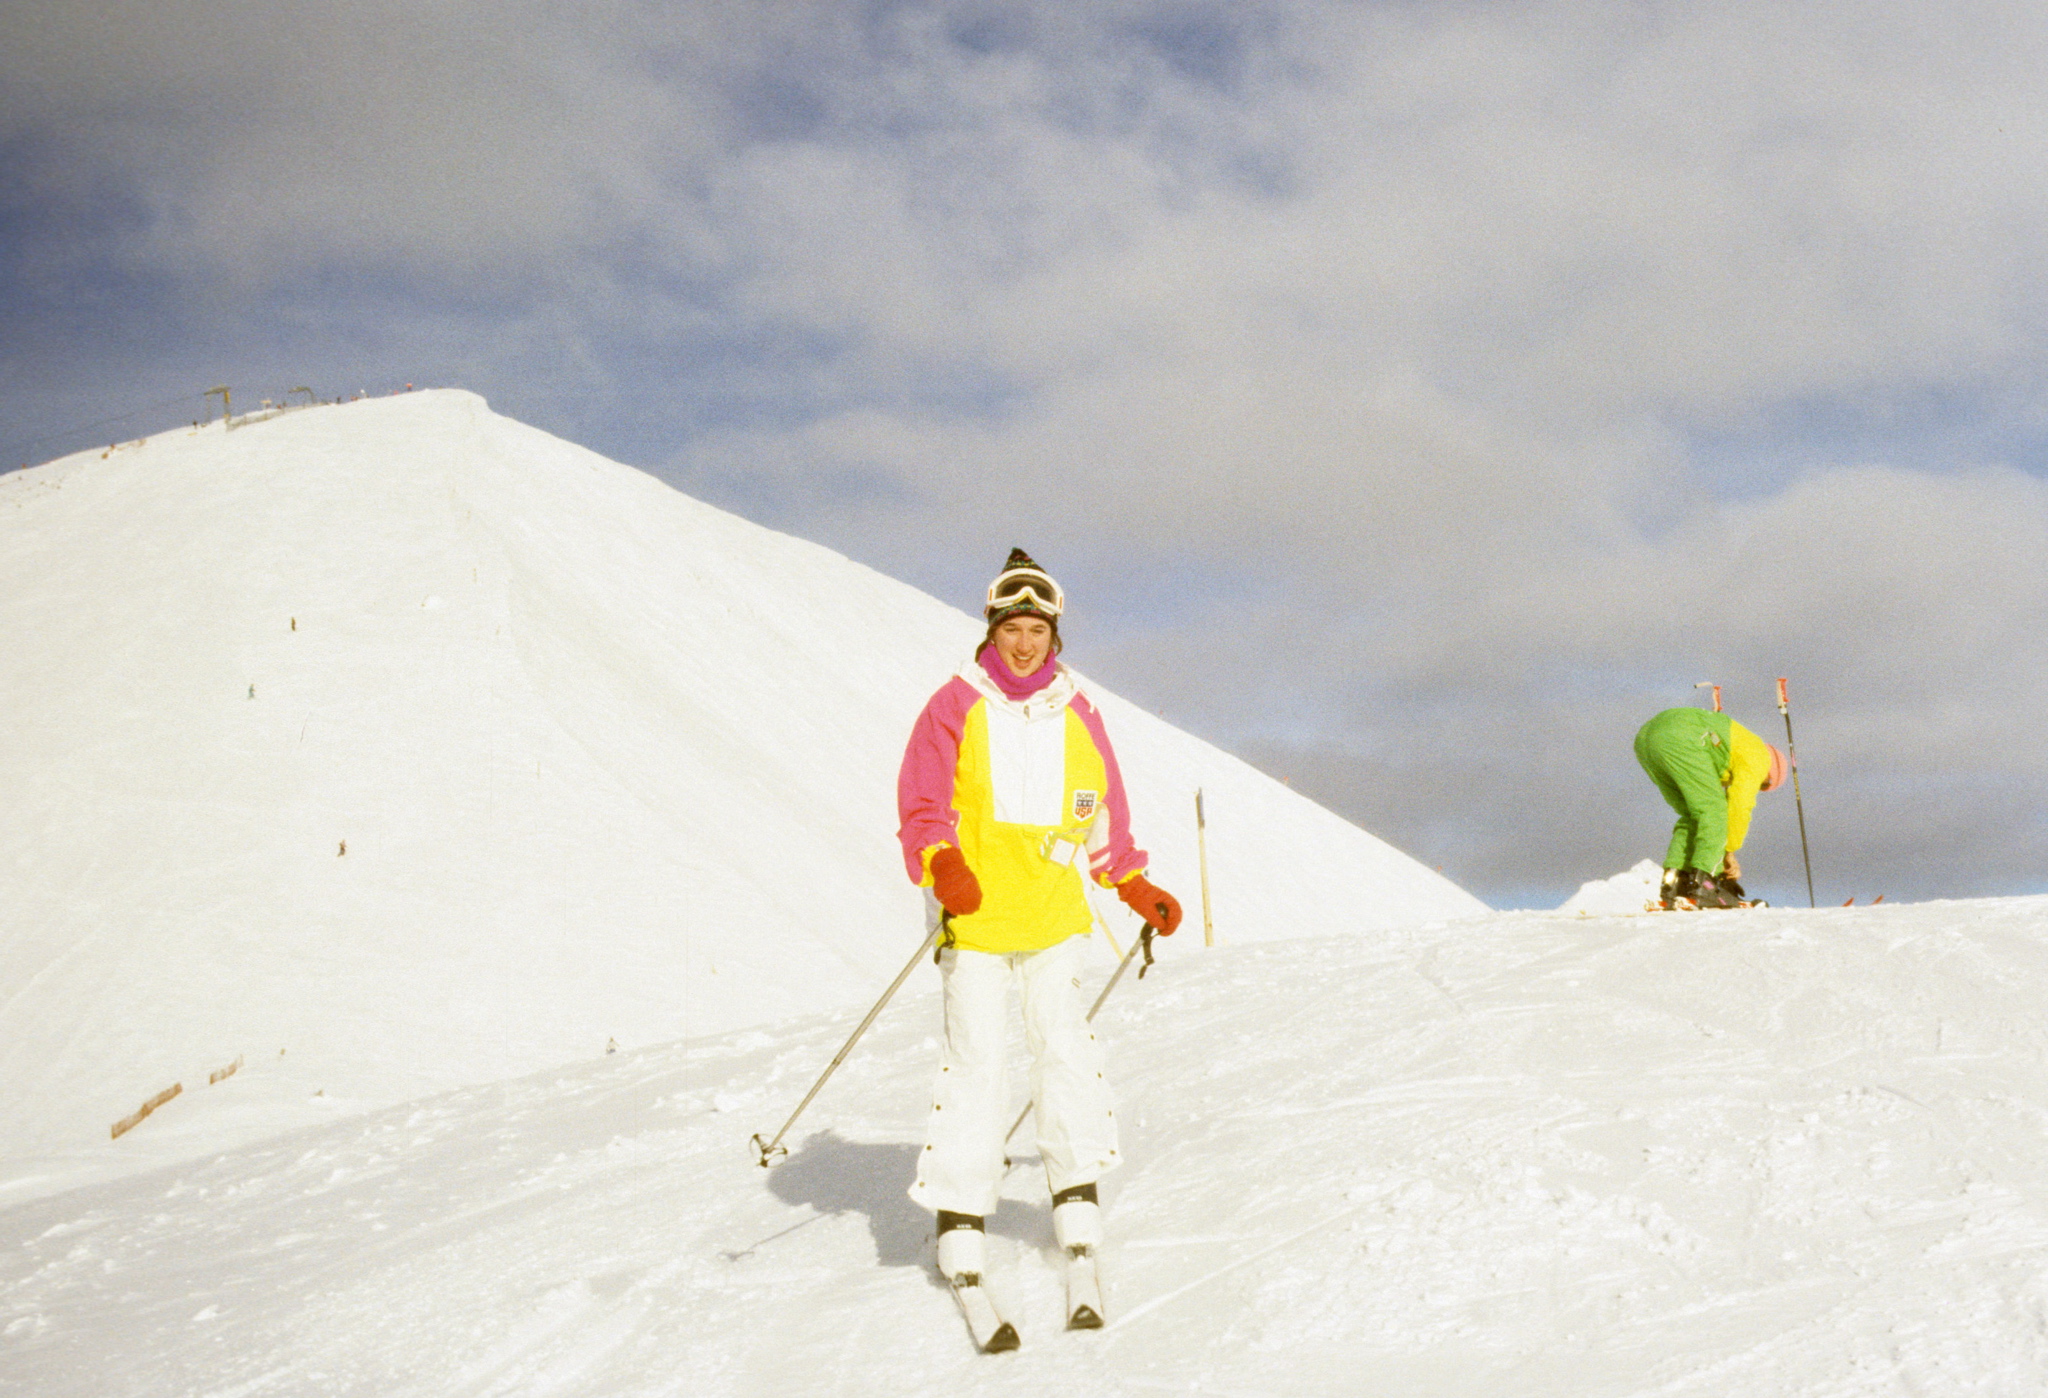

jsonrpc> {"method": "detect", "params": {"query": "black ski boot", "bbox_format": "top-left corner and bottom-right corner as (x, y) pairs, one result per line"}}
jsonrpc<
(1689, 873), (1743, 909)
(1658, 867), (1684, 910)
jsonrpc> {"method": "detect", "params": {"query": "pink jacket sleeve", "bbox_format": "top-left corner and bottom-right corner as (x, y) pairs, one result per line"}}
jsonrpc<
(896, 677), (978, 884)
(1071, 694), (1148, 887)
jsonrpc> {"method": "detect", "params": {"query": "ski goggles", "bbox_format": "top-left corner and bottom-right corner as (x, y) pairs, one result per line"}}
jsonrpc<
(986, 567), (1064, 618)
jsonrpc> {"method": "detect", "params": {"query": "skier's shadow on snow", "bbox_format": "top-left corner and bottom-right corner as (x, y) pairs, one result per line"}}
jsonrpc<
(765, 1131), (933, 1267)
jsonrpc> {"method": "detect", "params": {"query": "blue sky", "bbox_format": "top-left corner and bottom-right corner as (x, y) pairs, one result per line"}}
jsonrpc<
(5, 0), (2046, 907)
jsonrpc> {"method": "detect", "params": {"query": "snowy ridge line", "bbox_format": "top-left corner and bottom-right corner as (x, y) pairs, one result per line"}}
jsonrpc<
(3, 392), (205, 468)
(4, 382), (399, 470)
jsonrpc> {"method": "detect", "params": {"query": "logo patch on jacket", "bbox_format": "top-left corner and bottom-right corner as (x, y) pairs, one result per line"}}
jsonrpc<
(1072, 790), (1099, 822)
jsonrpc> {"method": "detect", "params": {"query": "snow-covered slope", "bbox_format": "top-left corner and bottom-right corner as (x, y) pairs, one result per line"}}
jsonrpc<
(6, 897), (2048, 1396)
(0, 390), (1482, 1195)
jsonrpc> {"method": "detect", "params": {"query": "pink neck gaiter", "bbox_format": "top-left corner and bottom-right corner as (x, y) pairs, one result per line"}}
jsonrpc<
(978, 643), (1061, 700)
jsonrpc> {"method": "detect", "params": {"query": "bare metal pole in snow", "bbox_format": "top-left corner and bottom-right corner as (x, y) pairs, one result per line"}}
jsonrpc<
(753, 923), (942, 1167)
(1002, 926), (1154, 1149)
(1777, 676), (1817, 908)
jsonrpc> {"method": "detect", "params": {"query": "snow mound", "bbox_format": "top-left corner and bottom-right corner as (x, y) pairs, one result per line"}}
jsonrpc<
(7, 896), (2048, 1395)
(1559, 858), (1663, 915)
(0, 389), (1484, 1195)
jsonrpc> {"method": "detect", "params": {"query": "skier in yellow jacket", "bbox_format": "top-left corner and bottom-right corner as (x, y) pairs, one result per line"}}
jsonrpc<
(897, 548), (1181, 1297)
(1634, 706), (1788, 908)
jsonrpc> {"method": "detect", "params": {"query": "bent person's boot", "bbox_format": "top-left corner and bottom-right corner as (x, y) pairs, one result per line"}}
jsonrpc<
(1690, 874), (1743, 909)
(1669, 867), (1703, 908)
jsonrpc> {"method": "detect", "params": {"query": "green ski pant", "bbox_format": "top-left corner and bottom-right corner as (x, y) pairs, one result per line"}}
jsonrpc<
(1634, 711), (1730, 874)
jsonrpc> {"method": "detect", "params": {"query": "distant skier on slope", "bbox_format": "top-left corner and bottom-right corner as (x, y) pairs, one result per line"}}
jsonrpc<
(896, 548), (1182, 1341)
(1634, 706), (1788, 909)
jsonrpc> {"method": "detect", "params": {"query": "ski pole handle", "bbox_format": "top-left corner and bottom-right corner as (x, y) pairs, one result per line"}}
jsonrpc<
(1777, 676), (1789, 714)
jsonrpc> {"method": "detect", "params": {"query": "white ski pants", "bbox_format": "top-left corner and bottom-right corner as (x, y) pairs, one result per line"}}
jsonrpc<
(909, 933), (1120, 1217)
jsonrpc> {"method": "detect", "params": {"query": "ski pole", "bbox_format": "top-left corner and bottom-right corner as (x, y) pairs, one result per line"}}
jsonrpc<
(1777, 676), (1816, 908)
(1093, 903), (1124, 962)
(1002, 925), (1154, 1147)
(753, 921), (943, 1167)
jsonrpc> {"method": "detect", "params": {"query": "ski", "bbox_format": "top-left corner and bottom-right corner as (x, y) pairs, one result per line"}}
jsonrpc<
(951, 1275), (1020, 1353)
(1641, 898), (1767, 912)
(1065, 1245), (1105, 1329)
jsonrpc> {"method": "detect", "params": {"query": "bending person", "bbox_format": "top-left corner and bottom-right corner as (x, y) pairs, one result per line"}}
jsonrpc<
(1634, 705), (1788, 908)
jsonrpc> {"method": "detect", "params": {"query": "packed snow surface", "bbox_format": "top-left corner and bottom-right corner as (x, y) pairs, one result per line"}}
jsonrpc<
(14, 393), (2042, 1393)
(0, 391), (1481, 1197)
(8, 896), (2048, 1395)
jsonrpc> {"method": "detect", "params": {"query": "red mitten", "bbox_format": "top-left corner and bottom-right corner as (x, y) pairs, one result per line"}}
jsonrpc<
(929, 846), (983, 917)
(1116, 874), (1182, 935)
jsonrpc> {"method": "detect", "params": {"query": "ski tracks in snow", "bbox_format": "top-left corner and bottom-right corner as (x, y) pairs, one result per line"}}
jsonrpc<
(8, 902), (2048, 1394)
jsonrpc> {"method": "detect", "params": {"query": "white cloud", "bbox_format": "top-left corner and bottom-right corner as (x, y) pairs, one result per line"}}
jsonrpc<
(6, 0), (2047, 899)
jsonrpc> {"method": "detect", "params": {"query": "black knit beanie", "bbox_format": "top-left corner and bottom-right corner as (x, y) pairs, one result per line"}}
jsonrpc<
(983, 547), (1064, 649)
